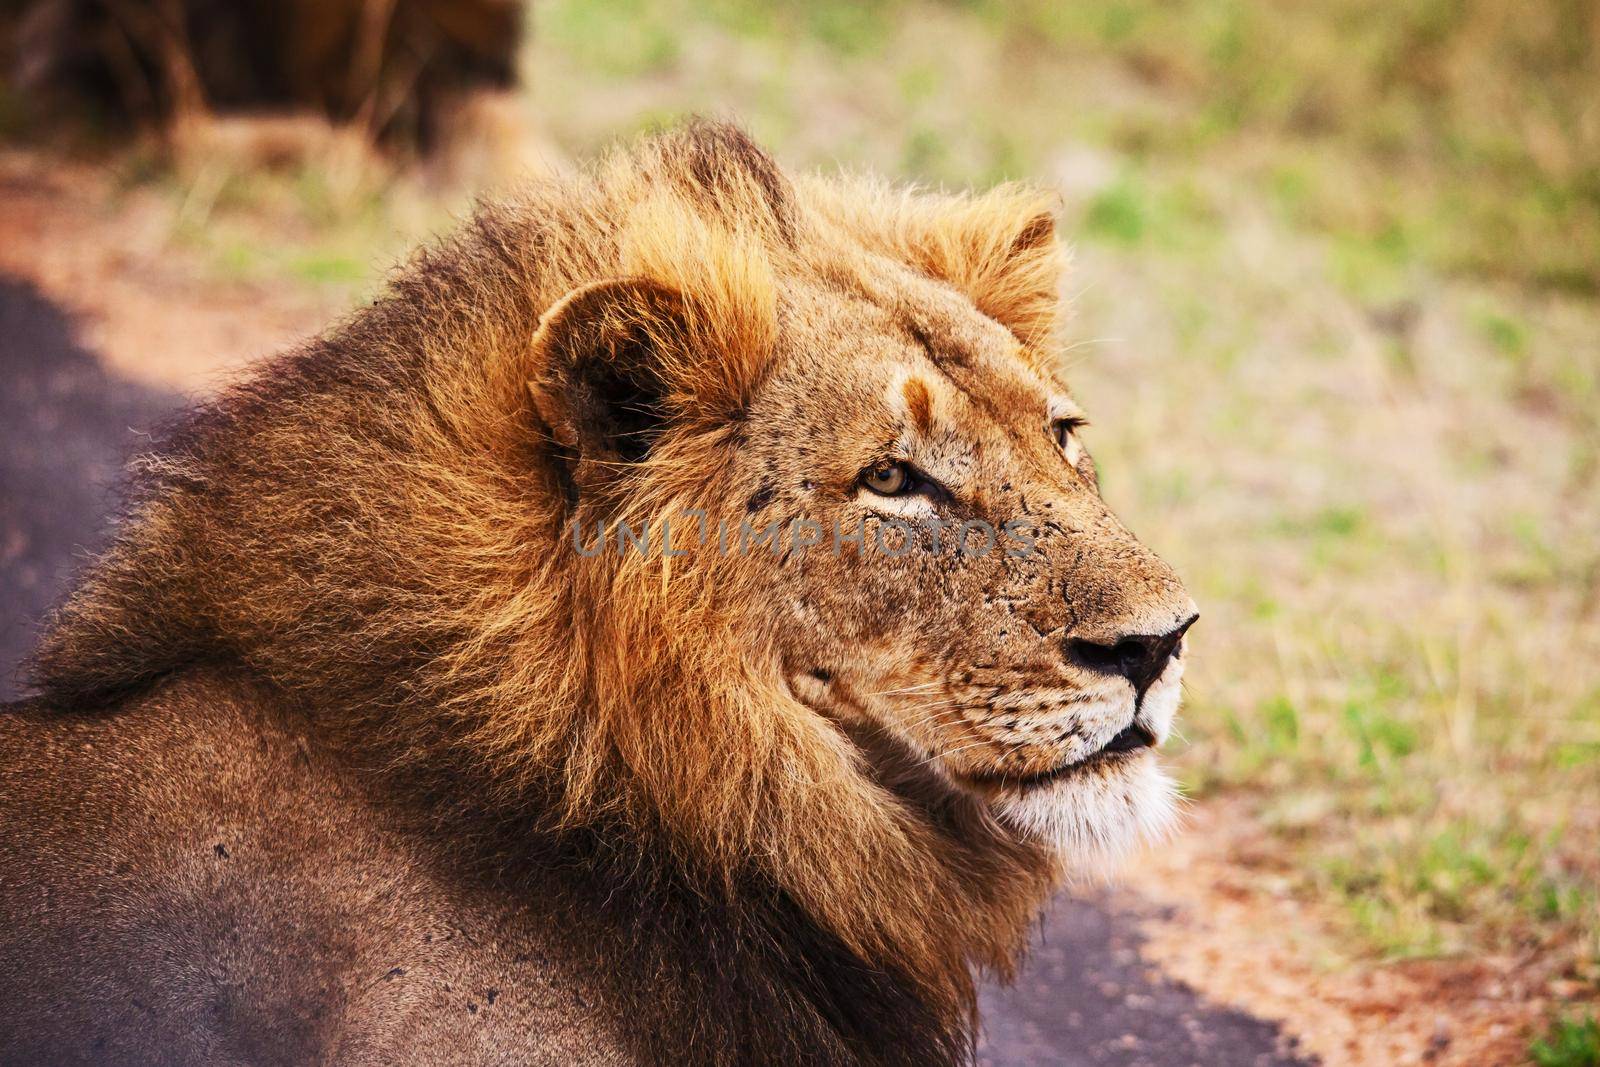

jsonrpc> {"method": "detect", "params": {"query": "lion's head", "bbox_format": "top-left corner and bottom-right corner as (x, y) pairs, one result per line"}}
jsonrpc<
(525, 132), (1196, 869)
(32, 123), (1193, 1032)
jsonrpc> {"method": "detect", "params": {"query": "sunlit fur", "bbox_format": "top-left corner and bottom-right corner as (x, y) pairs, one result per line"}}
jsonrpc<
(29, 122), (1193, 1059)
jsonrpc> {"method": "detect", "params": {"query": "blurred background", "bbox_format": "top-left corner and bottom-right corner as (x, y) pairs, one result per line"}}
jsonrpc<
(0, 2), (1596, 1063)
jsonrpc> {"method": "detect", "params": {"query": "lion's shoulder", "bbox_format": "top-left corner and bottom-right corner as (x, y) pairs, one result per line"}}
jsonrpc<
(0, 668), (634, 1064)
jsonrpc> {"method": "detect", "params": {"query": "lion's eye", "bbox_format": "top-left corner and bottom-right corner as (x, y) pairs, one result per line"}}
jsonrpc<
(1050, 418), (1079, 449)
(861, 461), (911, 495)
(1051, 417), (1091, 469)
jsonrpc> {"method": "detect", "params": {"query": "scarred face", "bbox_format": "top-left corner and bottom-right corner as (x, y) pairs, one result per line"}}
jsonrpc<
(743, 264), (1197, 866)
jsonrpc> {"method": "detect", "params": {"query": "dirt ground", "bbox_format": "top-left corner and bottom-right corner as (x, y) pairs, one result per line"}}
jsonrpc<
(0, 148), (1570, 1066)
(1125, 798), (1563, 1066)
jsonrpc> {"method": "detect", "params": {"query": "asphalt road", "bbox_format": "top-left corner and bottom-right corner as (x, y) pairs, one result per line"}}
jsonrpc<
(0, 274), (1314, 1066)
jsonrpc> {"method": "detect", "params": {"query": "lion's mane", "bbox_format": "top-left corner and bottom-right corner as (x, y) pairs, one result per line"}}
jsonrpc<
(29, 122), (1068, 1062)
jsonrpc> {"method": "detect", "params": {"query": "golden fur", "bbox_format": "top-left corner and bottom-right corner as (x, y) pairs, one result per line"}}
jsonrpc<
(29, 122), (1194, 1060)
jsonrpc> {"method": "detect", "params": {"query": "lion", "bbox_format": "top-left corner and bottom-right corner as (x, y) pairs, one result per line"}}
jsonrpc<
(0, 122), (1195, 1065)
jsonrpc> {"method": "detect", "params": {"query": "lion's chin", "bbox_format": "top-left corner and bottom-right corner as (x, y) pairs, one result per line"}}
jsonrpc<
(989, 751), (1180, 874)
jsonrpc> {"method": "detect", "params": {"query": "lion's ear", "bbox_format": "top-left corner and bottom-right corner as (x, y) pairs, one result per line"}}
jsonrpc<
(530, 276), (763, 497)
(528, 279), (683, 482)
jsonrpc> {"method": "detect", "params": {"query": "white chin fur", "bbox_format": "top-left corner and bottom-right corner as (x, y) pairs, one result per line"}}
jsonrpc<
(992, 754), (1180, 875)
(1139, 658), (1185, 744)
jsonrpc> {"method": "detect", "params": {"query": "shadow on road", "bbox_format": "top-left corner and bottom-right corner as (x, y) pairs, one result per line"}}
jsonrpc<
(0, 277), (181, 701)
(980, 894), (1313, 1065)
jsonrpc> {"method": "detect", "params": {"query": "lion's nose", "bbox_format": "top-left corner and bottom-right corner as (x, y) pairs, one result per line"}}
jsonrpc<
(1064, 614), (1197, 694)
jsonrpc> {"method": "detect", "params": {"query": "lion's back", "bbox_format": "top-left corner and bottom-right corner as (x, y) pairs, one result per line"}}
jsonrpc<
(0, 667), (634, 1066)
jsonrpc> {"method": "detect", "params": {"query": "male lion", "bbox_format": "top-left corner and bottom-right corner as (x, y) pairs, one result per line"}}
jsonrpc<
(0, 123), (1195, 1065)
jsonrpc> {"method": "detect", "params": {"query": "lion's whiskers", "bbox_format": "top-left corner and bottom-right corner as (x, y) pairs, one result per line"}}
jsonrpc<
(866, 680), (944, 698)
(911, 738), (1001, 770)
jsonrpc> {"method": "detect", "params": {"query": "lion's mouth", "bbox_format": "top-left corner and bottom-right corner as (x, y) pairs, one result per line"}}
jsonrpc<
(955, 721), (1157, 791)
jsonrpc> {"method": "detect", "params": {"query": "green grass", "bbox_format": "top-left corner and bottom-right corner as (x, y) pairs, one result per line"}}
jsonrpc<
(1532, 1014), (1600, 1067)
(535, 0), (1600, 293)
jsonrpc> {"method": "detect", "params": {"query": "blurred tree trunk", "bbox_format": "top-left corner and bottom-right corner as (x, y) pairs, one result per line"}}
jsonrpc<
(3, 0), (525, 149)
